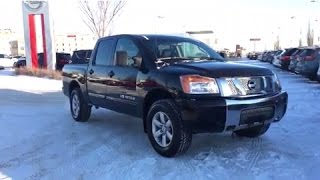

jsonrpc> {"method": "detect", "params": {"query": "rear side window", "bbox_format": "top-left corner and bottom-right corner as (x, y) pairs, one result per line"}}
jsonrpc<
(303, 49), (315, 56)
(74, 51), (86, 60)
(291, 49), (302, 56)
(87, 50), (92, 58)
(94, 39), (114, 66)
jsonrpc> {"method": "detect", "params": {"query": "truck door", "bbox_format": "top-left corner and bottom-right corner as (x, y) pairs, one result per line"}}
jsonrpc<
(87, 38), (115, 107)
(104, 37), (141, 116)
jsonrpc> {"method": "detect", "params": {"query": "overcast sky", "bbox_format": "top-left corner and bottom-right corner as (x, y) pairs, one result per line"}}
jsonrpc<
(0, 0), (319, 51)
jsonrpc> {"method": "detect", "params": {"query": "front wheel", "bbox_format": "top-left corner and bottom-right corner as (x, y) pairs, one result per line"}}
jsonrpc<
(234, 124), (270, 138)
(70, 88), (91, 122)
(146, 100), (192, 157)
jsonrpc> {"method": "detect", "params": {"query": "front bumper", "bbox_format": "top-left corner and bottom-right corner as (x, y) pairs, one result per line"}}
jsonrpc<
(176, 91), (288, 133)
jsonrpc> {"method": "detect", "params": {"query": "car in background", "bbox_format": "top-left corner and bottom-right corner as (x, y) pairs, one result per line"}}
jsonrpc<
(272, 50), (284, 66)
(70, 49), (92, 64)
(53, 53), (72, 71)
(261, 51), (272, 62)
(14, 52), (71, 71)
(288, 48), (305, 72)
(258, 52), (265, 60)
(278, 48), (298, 69)
(266, 51), (278, 63)
(295, 47), (320, 80)
(0, 54), (15, 67)
(250, 52), (259, 60)
(13, 56), (26, 68)
(272, 50), (285, 64)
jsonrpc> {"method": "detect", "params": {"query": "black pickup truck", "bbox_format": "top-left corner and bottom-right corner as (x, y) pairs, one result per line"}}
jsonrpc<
(62, 34), (288, 157)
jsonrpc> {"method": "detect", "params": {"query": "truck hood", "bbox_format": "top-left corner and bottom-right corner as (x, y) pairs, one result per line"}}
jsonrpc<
(164, 61), (274, 77)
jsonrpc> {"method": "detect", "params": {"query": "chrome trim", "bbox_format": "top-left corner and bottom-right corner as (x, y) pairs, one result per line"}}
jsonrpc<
(223, 93), (285, 131)
(88, 92), (105, 98)
(217, 75), (277, 97)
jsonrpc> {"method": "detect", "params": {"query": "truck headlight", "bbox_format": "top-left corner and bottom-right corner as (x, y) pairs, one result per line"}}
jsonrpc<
(180, 75), (220, 94)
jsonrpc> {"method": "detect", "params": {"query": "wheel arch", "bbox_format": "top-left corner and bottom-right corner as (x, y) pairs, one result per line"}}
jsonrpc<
(69, 80), (80, 96)
(142, 88), (174, 133)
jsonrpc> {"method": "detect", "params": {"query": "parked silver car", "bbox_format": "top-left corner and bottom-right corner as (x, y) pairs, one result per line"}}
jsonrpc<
(295, 47), (320, 80)
(272, 50), (286, 67)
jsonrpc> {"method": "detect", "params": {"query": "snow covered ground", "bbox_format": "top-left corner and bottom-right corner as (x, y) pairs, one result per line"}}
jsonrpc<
(0, 61), (320, 180)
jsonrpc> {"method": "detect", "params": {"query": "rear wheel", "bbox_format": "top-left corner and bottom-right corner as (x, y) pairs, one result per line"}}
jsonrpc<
(146, 100), (192, 157)
(234, 124), (270, 138)
(70, 88), (91, 122)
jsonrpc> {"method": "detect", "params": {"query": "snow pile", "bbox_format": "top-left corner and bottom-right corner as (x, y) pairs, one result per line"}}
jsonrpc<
(0, 68), (62, 94)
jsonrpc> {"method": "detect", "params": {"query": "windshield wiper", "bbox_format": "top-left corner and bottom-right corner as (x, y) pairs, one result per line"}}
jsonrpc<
(188, 57), (224, 61)
(156, 57), (190, 61)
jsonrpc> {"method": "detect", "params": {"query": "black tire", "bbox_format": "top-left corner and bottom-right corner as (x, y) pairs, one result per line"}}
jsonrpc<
(234, 124), (270, 138)
(70, 88), (91, 122)
(146, 99), (192, 157)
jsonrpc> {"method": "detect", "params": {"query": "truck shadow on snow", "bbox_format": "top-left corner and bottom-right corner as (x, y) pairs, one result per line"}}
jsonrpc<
(84, 108), (281, 159)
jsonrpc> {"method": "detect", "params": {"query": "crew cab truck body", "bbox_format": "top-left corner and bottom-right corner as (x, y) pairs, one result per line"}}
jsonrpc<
(62, 34), (288, 157)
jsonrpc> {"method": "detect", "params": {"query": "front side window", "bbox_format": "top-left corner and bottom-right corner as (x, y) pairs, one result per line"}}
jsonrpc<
(114, 38), (140, 67)
(94, 39), (114, 66)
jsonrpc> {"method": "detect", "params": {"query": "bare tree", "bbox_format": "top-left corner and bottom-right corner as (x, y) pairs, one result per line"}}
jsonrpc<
(79, 0), (126, 38)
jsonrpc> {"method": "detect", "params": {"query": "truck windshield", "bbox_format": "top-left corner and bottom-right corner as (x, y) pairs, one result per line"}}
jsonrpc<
(143, 36), (224, 63)
(155, 38), (224, 62)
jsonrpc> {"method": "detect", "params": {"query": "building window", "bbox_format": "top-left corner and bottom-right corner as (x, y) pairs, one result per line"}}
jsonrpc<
(62, 43), (64, 46)
(62, 48), (65, 51)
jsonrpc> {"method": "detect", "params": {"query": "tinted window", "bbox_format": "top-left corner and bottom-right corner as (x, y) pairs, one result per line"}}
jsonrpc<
(155, 38), (222, 60)
(140, 36), (224, 62)
(58, 53), (71, 60)
(74, 51), (87, 60)
(114, 38), (140, 66)
(284, 48), (298, 56)
(0, 54), (4, 58)
(300, 49), (315, 56)
(87, 50), (92, 58)
(94, 39), (114, 66)
(291, 49), (302, 56)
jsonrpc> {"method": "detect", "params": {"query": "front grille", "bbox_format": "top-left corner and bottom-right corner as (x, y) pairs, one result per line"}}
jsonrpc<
(240, 106), (275, 125)
(220, 76), (275, 96)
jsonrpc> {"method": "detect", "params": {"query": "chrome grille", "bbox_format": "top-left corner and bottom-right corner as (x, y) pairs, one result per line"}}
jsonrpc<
(219, 76), (276, 97)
